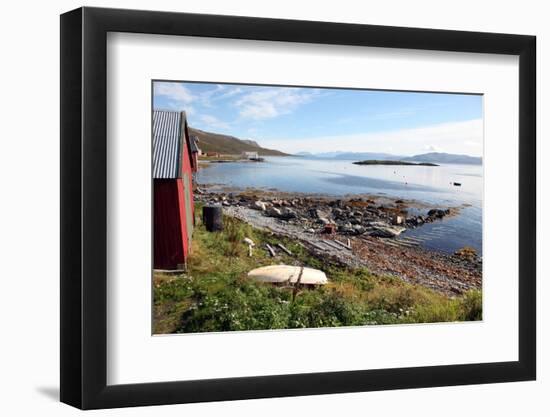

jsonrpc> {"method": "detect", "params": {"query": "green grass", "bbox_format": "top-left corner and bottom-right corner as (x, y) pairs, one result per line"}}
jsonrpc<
(153, 208), (482, 334)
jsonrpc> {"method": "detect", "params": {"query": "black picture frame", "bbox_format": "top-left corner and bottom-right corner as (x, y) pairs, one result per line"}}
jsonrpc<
(60, 6), (536, 410)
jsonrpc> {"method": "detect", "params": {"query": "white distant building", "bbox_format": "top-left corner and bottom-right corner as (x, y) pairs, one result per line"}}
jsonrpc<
(241, 151), (259, 160)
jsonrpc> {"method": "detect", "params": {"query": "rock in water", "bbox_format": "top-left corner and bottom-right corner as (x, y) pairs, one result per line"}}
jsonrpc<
(427, 208), (447, 219)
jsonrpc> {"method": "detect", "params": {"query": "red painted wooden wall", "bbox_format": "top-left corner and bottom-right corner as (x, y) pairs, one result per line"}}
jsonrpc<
(153, 117), (196, 270)
(154, 180), (185, 269)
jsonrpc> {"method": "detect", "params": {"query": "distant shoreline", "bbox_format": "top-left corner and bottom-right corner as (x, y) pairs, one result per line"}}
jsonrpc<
(353, 160), (439, 167)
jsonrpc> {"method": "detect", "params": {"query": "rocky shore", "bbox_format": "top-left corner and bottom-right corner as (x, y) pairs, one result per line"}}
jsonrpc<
(195, 188), (482, 296)
(196, 188), (457, 236)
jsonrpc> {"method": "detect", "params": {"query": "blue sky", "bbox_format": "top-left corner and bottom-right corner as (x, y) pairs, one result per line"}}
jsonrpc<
(153, 81), (483, 156)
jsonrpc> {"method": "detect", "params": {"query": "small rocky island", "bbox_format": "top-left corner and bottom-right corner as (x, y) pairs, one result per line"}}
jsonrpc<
(353, 160), (439, 166)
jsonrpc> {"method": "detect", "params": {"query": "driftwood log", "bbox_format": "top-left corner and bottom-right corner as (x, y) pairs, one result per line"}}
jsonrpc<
(276, 243), (292, 256)
(265, 243), (276, 257)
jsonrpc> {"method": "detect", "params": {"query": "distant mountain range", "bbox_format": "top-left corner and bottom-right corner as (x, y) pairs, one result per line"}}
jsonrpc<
(189, 128), (289, 156)
(187, 128), (481, 164)
(403, 152), (482, 165)
(297, 151), (482, 165)
(296, 151), (399, 160)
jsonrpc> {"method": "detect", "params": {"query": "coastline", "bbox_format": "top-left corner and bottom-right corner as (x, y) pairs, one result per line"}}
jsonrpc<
(195, 186), (482, 296)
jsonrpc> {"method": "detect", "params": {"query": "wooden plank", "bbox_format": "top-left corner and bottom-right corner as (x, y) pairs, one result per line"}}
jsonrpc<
(333, 239), (352, 250)
(321, 239), (344, 250)
(277, 243), (293, 256)
(392, 240), (418, 248)
(305, 240), (327, 251)
(265, 243), (276, 257)
(400, 236), (423, 243)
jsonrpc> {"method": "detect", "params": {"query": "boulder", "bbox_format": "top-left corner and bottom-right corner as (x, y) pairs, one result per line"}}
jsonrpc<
(252, 201), (267, 211)
(368, 222), (406, 238)
(267, 207), (282, 217)
(352, 225), (366, 234)
(280, 208), (297, 220)
(428, 208), (447, 219)
(338, 226), (354, 234)
(309, 208), (330, 219)
(392, 215), (404, 225)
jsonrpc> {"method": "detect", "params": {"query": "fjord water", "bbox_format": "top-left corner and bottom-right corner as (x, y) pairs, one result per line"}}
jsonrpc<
(197, 156), (482, 254)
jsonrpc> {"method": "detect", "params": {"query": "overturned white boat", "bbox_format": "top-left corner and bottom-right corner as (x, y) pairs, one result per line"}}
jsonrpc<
(247, 265), (327, 286)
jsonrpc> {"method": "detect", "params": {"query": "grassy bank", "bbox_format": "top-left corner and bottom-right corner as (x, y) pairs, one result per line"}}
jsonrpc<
(153, 209), (481, 334)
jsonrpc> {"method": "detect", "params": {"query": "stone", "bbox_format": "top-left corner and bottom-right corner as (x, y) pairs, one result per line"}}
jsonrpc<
(280, 208), (297, 220)
(368, 222), (406, 238)
(392, 215), (404, 225)
(352, 225), (365, 234)
(309, 208), (330, 219)
(252, 201), (267, 211)
(338, 225), (354, 234)
(267, 207), (282, 217)
(428, 208), (446, 218)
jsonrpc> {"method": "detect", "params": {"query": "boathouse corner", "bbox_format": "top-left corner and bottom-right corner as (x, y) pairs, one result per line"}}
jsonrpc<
(153, 110), (197, 270)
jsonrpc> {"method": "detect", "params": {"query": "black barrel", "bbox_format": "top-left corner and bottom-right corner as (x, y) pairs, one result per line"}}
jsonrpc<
(202, 205), (223, 232)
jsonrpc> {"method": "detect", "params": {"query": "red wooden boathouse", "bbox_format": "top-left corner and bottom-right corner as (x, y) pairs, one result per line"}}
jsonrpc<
(153, 110), (197, 270)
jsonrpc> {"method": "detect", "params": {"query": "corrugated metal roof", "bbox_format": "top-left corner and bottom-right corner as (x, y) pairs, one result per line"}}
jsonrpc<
(153, 111), (184, 178)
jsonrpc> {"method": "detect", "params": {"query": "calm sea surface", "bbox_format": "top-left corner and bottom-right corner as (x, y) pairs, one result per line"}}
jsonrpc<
(196, 156), (483, 255)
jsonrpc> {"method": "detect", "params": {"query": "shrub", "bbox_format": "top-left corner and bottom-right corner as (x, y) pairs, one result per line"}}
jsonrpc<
(154, 215), (483, 333)
(458, 289), (482, 321)
(409, 301), (460, 323)
(223, 217), (247, 257)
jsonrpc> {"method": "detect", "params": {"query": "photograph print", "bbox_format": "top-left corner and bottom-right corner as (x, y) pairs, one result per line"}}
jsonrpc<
(152, 81), (483, 335)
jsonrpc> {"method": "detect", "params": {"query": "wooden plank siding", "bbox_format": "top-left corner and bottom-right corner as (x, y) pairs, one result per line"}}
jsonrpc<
(153, 110), (196, 269)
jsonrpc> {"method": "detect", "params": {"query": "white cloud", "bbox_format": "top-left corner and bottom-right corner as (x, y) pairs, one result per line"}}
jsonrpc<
(195, 85), (246, 107)
(154, 82), (194, 104)
(198, 114), (230, 131)
(261, 119), (483, 156)
(424, 144), (443, 152)
(214, 86), (244, 101)
(235, 88), (318, 120)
